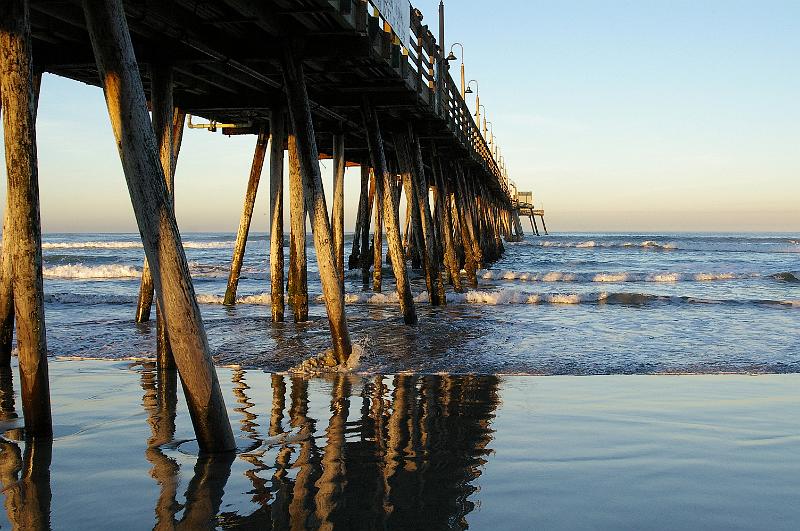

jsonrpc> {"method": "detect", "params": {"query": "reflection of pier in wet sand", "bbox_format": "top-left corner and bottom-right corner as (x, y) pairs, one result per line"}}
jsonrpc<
(2, 360), (800, 528)
(147, 364), (499, 529)
(0, 360), (499, 528)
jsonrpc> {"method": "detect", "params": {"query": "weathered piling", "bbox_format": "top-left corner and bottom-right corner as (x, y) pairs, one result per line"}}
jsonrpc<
(362, 99), (416, 324)
(0, 0), (52, 437)
(453, 168), (479, 287)
(400, 129), (444, 304)
(224, 131), (268, 305)
(332, 133), (345, 291)
(287, 134), (309, 323)
(83, 0), (234, 452)
(151, 64), (178, 368)
(361, 167), (375, 287)
(434, 160), (463, 292)
(349, 164), (369, 271)
(0, 210), (14, 366)
(281, 45), (352, 363)
(372, 179), (383, 292)
(136, 66), (183, 364)
(269, 109), (286, 322)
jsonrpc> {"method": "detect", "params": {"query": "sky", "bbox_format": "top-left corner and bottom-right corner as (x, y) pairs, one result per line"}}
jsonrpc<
(1, 0), (799, 233)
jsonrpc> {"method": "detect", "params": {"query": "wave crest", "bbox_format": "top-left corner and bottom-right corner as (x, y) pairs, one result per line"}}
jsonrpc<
(44, 264), (142, 279)
(478, 269), (753, 283)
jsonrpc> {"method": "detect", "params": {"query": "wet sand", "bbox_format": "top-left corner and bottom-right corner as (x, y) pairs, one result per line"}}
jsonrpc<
(0, 359), (798, 529)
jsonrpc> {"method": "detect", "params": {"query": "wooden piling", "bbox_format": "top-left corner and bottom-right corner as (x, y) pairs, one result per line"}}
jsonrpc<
(287, 133), (309, 323)
(269, 109), (286, 322)
(83, 0), (235, 452)
(224, 131), (269, 305)
(136, 69), (179, 326)
(0, 0), (52, 437)
(434, 160), (463, 292)
(0, 210), (14, 366)
(362, 98), (417, 324)
(150, 64), (177, 369)
(361, 167), (375, 287)
(453, 168), (479, 287)
(349, 164), (369, 271)
(281, 46), (352, 362)
(372, 181), (383, 292)
(401, 130), (444, 304)
(332, 133), (345, 291)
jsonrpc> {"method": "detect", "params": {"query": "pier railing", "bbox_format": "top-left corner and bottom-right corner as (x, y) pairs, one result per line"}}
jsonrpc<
(331, 0), (509, 200)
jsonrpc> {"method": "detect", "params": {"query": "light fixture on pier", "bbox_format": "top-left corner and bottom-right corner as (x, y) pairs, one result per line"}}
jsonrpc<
(448, 42), (465, 97)
(468, 79), (481, 131)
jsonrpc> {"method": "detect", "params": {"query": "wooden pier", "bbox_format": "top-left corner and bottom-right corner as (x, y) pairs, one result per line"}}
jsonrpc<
(514, 190), (548, 236)
(0, 0), (524, 450)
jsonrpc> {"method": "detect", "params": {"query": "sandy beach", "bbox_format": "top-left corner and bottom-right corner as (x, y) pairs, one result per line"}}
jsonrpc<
(1, 358), (798, 529)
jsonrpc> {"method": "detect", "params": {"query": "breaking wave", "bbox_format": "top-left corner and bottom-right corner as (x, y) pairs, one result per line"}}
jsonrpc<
(42, 288), (799, 310)
(44, 264), (142, 279)
(42, 240), (232, 250)
(540, 240), (677, 250)
(478, 269), (760, 283)
(340, 289), (799, 309)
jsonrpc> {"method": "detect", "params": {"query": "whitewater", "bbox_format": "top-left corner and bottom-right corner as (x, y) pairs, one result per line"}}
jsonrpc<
(19, 231), (800, 374)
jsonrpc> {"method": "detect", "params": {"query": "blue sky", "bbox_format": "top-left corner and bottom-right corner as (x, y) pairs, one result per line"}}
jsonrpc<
(1, 0), (798, 232)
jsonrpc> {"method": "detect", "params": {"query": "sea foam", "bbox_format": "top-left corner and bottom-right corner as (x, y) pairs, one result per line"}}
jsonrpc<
(44, 264), (142, 279)
(478, 269), (753, 283)
(42, 240), (232, 250)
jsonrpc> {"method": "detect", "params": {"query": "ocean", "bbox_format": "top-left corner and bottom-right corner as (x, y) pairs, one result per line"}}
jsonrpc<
(34, 231), (799, 374)
(2, 231), (799, 529)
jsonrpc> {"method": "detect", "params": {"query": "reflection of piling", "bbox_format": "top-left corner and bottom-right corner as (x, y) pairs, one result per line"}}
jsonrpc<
(314, 374), (351, 529)
(139, 363), (179, 530)
(288, 377), (322, 529)
(0, 437), (52, 530)
(177, 452), (235, 530)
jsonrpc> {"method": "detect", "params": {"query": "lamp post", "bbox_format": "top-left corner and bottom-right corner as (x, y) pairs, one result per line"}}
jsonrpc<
(447, 42), (465, 97)
(466, 79), (480, 132)
(478, 104), (488, 140)
(486, 120), (494, 148)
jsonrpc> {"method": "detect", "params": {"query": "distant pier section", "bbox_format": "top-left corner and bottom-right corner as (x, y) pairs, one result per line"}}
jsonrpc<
(513, 191), (548, 236)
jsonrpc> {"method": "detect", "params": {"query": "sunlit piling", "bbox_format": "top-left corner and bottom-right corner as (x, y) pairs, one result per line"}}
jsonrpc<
(1, 0), (52, 438)
(269, 109), (286, 322)
(224, 131), (268, 305)
(83, 0), (234, 452)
